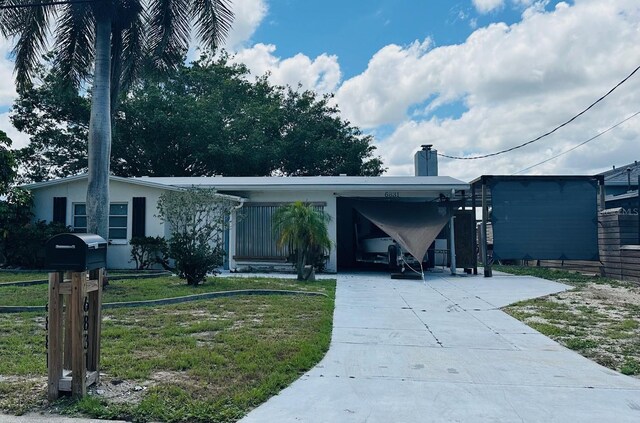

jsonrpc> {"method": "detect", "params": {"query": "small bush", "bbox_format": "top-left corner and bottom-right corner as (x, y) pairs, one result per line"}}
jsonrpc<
(169, 233), (224, 286)
(130, 236), (169, 270)
(1, 220), (69, 268)
(157, 188), (235, 286)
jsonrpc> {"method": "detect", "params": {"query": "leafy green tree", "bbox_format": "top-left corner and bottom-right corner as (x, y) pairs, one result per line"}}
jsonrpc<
(11, 59), (90, 181)
(157, 188), (236, 285)
(0, 131), (16, 195)
(12, 55), (385, 180)
(0, 0), (234, 239)
(272, 202), (332, 281)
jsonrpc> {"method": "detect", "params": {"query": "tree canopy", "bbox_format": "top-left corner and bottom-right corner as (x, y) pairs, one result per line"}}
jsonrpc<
(12, 54), (385, 181)
(0, 131), (16, 195)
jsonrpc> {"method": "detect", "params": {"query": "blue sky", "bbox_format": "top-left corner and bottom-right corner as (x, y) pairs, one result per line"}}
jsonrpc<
(1, 0), (638, 181)
(253, 1), (568, 81)
(226, 0), (639, 180)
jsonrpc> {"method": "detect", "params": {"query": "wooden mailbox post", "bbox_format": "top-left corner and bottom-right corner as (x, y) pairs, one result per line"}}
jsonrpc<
(45, 234), (107, 400)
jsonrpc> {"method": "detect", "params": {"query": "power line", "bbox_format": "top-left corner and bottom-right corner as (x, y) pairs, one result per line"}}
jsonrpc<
(512, 110), (640, 174)
(438, 63), (640, 160)
(0, 0), (94, 9)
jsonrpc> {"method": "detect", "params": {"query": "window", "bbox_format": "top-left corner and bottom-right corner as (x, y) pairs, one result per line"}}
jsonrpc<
(109, 203), (128, 239)
(72, 203), (128, 240)
(73, 203), (87, 233)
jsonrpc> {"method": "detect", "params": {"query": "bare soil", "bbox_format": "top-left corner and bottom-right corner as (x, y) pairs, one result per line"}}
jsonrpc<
(505, 281), (640, 377)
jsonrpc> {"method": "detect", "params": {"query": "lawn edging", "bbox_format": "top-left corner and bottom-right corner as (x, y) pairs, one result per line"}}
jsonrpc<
(0, 289), (329, 313)
(0, 271), (173, 287)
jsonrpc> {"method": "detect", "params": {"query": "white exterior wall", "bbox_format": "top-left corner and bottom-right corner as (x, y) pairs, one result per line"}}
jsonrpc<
(30, 179), (168, 269)
(228, 190), (338, 272)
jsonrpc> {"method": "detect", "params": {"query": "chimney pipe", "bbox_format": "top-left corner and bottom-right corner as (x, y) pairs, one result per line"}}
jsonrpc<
(414, 145), (438, 176)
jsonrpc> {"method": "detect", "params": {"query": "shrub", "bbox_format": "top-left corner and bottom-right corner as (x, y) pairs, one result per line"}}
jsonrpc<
(1, 189), (70, 268)
(168, 233), (224, 285)
(157, 188), (237, 285)
(130, 236), (170, 270)
(2, 220), (69, 268)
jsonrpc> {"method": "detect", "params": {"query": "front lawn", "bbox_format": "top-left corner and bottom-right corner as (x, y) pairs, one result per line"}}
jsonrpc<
(498, 265), (640, 377)
(0, 278), (336, 422)
(0, 275), (336, 307)
(0, 272), (48, 283)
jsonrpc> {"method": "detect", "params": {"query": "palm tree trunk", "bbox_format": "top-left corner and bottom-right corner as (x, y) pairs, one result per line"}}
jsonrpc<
(296, 246), (305, 281)
(86, 17), (112, 240)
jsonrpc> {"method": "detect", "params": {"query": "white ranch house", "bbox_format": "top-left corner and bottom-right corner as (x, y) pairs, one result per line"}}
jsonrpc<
(24, 172), (469, 271)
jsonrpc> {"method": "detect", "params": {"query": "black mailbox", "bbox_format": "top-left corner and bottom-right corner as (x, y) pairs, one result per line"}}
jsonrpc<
(45, 233), (107, 271)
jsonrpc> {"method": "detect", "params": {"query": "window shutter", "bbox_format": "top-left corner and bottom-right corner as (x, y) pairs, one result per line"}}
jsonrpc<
(132, 197), (146, 238)
(53, 197), (67, 224)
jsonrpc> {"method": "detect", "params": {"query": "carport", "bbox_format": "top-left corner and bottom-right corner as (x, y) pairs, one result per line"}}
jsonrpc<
(333, 176), (473, 273)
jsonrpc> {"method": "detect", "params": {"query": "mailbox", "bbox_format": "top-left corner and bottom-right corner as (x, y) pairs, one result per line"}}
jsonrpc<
(45, 233), (107, 271)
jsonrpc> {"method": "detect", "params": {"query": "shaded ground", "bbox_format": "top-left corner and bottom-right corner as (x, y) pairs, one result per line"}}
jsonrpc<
(499, 265), (640, 377)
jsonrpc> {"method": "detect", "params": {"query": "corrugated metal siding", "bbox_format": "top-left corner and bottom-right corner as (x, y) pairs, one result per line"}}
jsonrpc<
(236, 205), (287, 259)
(235, 204), (324, 259)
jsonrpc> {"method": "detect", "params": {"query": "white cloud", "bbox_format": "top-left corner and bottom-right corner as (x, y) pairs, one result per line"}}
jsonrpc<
(222, 0), (268, 50)
(334, 0), (640, 180)
(0, 38), (17, 107)
(232, 43), (342, 94)
(472, 0), (505, 14)
(0, 112), (29, 149)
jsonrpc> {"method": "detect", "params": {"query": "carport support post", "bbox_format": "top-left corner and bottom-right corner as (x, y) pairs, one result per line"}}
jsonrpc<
(449, 214), (456, 275)
(481, 178), (492, 277)
(471, 185), (478, 275)
(598, 176), (606, 212)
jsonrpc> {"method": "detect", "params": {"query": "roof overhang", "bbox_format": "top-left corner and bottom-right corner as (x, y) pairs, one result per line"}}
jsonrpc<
(20, 174), (246, 202)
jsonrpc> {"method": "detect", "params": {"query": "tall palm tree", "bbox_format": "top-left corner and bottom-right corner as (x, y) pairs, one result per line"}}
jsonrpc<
(272, 201), (332, 281)
(0, 0), (233, 239)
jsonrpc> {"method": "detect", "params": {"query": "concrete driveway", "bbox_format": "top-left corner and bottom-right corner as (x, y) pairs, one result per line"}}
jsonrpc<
(241, 272), (640, 422)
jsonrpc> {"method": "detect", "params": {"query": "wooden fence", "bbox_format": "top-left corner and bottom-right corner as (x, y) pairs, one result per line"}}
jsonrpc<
(598, 209), (639, 283)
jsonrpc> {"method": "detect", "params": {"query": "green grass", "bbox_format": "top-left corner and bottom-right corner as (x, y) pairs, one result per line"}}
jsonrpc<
(493, 265), (626, 288)
(0, 272), (48, 283)
(0, 270), (161, 284)
(0, 278), (336, 422)
(621, 358), (640, 375)
(0, 275), (336, 307)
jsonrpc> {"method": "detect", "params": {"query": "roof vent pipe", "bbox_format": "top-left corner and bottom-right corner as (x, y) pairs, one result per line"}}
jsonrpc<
(414, 144), (438, 176)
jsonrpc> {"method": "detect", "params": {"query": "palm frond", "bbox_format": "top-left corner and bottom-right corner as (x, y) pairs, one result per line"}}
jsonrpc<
(191, 0), (233, 49)
(0, 1), (56, 92)
(118, 0), (147, 95)
(54, 1), (95, 88)
(147, 0), (192, 70)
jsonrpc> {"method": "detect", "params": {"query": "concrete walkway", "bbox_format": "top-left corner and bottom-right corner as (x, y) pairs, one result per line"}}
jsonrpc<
(241, 272), (640, 423)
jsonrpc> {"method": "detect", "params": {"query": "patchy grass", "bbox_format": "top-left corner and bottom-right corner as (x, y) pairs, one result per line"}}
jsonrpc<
(0, 272), (48, 283)
(500, 265), (640, 378)
(0, 279), (336, 422)
(493, 265), (626, 288)
(0, 270), (140, 284)
(0, 275), (335, 307)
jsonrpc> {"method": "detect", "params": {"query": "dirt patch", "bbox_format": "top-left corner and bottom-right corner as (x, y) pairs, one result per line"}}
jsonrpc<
(87, 375), (148, 404)
(505, 281), (640, 378)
